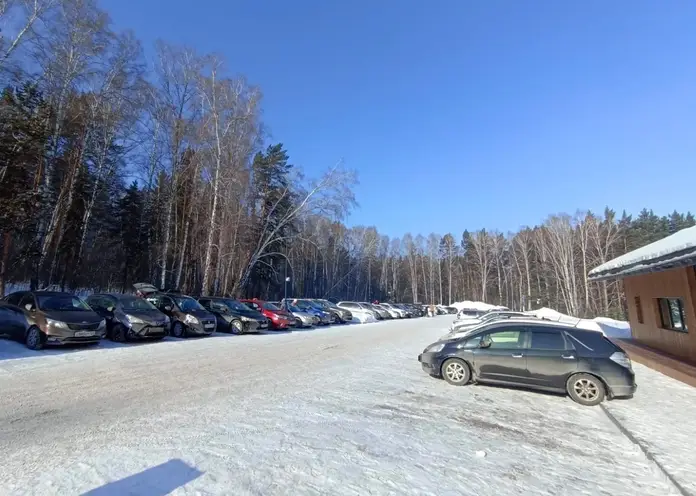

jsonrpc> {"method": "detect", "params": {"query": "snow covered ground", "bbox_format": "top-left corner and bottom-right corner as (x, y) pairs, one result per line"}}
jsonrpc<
(0, 317), (690, 495)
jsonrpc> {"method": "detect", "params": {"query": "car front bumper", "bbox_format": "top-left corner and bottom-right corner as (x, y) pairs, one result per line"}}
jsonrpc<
(45, 334), (104, 345)
(129, 323), (168, 338)
(244, 319), (268, 332)
(186, 322), (215, 335)
(418, 352), (445, 377)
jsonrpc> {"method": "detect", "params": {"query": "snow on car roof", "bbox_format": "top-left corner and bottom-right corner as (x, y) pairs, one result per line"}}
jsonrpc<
(588, 225), (696, 281)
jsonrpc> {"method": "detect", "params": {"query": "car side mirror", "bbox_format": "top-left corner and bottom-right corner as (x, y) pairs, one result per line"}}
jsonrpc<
(164, 306), (172, 312)
(24, 303), (34, 312)
(479, 339), (491, 349)
(106, 306), (115, 313)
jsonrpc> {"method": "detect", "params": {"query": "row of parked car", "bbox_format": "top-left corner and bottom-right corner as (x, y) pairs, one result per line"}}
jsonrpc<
(418, 308), (637, 407)
(0, 283), (428, 350)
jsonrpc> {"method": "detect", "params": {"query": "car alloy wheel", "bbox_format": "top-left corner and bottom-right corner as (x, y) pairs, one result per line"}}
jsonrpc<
(442, 358), (470, 386)
(567, 373), (605, 406)
(230, 320), (244, 335)
(172, 322), (185, 338)
(25, 327), (44, 350)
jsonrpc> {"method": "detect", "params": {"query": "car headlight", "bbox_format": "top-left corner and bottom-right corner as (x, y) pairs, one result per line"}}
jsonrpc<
(98, 319), (107, 330)
(241, 316), (254, 322)
(126, 314), (144, 325)
(426, 343), (445, 353)
(184, 314), (199, 325)
(164, 315), (170, 324)
(47, 318), (68, 329)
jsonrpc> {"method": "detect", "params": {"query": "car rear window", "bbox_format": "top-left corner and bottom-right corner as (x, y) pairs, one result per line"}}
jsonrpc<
(565, 330), (623, 354)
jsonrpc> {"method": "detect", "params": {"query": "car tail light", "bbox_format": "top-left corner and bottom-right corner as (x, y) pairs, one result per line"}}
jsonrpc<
(609, 352), (632, 370)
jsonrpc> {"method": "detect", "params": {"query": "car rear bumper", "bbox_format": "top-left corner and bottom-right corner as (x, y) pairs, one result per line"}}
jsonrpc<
(608, 382), (637, 398)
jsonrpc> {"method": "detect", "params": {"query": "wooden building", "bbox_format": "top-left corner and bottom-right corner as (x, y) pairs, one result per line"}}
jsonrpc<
(588, 225), (696, 363)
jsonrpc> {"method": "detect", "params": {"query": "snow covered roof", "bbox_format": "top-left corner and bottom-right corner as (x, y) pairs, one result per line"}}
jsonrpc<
(588, 225), (696, 281)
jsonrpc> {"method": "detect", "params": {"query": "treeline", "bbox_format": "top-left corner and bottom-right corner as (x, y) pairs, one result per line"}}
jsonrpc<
(1, 1), (692, 319)
(284, 208), (693, 319)
(0, 0), (355, 298)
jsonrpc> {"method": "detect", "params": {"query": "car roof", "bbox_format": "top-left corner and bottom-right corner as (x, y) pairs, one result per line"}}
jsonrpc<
(482, 318), (578, 330)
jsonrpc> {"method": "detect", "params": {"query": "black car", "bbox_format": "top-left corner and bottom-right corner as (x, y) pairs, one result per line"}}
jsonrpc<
(198, 297), (268, 334)
(0, 301), (32, 346)
(86, 293), (170, 342)
(418, 319), (636, 406)
(133, 283), (216, 338)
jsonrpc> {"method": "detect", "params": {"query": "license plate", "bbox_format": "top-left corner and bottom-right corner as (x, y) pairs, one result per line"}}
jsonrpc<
(74, 331), (95, 337)
(204, 323), (215, 329)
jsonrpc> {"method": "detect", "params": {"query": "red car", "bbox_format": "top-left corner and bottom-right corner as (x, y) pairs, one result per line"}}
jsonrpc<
(240, 299), (293, 330)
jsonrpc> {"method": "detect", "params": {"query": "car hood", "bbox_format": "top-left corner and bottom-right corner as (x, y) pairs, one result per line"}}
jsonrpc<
(43, 310), (102, 324)
(292, 311), (315, 319)
(123, 309), (166, 323)
(227, 308), (265, 320)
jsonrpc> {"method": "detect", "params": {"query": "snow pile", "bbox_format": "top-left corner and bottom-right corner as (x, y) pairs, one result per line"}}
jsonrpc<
(524, 307), (632, 339)
(450, 300), (507, 312)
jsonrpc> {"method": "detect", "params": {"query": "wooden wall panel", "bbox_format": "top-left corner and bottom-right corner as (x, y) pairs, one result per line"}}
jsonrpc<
(623, 265), (696, 363)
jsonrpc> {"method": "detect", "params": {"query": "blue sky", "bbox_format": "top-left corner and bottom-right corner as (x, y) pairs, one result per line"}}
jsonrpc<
(101, 0), (696, 238)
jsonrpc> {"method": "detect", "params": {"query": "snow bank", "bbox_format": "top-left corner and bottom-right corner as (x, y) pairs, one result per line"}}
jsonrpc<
(524, 307), (632, 339)
(450, 300), (507, 312)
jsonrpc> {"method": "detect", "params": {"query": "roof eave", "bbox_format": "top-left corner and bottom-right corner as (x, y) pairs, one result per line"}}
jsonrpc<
(588, 251), (696, 282)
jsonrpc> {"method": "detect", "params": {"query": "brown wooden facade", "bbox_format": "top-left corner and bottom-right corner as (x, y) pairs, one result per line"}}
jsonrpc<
(623, 265), (696, 363)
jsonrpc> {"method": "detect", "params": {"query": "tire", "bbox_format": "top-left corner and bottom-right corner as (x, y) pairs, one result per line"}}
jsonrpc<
(566, 373), (605, 406)
(111, 324), (127, 343)
(441, 358), (471, 386)
(25, 326), (45, 350)
(171, 322), (186, 338)
(230, 320), (244, 335)
(330, 314), (337, 324)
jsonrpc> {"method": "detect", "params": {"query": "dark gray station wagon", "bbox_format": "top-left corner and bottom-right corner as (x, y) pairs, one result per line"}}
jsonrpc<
(419, 319), (636, 406)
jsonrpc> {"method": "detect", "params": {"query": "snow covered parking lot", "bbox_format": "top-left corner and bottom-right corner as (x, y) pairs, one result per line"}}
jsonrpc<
(0, 316), (693, 495)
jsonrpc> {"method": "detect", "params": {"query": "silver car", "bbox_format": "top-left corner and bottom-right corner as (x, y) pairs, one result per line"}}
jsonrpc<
(284, 303), (319, 328)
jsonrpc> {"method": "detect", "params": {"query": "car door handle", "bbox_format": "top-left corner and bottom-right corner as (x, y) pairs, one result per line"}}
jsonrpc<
(561, 354), (576, 359)
(511, 353), (524, 358)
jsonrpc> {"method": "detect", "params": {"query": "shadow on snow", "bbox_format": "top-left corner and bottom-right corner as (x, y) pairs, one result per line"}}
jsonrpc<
(80, 459), (204, 496)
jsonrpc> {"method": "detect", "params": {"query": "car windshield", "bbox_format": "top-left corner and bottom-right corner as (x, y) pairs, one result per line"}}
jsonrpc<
(173, 296), (205, 312)
(286, 303), (302, 312)
(120, 296), (158, 311)
(38, 295), (92, 312)
(262, 302), (281, 311)
(221, 299), (251, 312)
(293, 300), (314, 310)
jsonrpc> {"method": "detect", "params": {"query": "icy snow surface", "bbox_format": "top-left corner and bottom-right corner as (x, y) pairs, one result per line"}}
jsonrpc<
(589, 224), (696, 278)
(0, 317), (686, 495)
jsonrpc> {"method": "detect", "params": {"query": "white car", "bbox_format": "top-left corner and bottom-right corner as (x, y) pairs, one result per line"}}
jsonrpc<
(336, 302), (377, 323)
(450, 311), (530, 333)
(380, 303), (407, 318)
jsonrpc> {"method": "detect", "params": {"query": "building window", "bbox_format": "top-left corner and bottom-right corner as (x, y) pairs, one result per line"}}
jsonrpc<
(657, 298), (688, 333)
(634, 296), (644, 324)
